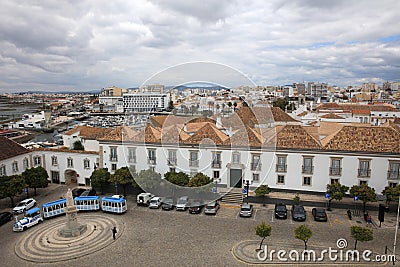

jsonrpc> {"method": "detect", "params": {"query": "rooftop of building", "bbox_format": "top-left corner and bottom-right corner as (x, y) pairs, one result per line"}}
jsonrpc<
(0, 136), (30, 161)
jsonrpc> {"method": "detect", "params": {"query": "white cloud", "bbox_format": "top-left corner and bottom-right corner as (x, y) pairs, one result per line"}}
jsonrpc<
(0, 0), (399, 92)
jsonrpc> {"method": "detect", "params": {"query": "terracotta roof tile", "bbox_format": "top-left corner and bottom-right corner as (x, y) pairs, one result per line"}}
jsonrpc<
(323, 126), (400, 153)
(184, 123), (229, 145)
(320, 113), (344, 119)
(0, 136), (30, 161)
(32, 147), (98, 154)
(273, 125), (321, 149)
(64, 126), (113, 139)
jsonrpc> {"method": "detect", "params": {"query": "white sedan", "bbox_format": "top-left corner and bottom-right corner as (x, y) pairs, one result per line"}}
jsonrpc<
(13, 198), (37, 214)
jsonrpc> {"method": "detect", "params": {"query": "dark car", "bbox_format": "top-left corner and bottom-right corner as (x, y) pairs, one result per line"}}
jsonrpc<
(0, 212), (13, 226)
(162, 197), (175, 211)
(292, 205), (306, 221)
(80, 188), (97, 197)
(188, 201), (204, 214)
(72, 188), (86, 198)
(312, 208), (328, 222)
(275, 203), (288, 219)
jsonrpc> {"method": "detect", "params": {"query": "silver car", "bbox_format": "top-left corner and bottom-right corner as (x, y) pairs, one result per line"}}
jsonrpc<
(204, 201), (220, 215)
(239, 203), (253, 217)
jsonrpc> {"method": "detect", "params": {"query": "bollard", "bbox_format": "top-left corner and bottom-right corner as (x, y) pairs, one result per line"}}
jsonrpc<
(347, 209), (352, 220)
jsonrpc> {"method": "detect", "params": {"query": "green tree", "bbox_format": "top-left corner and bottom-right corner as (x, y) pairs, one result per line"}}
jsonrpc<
(382, 185), (400, 207)
(272, 98), (288, 111)
(167, 100), (174, 111)
(109, 167), (135, 197)
(135, 169), (162, 191)
(350, 226), (373, 250)
(164, 171), (190, 187)
(227, 101), (232, 110)
(326, 182), (349, 211)
(293, 193), (301, 204)
(0, 175), (26, 207)
(233, 102), (238, 110)
(190, 105), (197, 115)
(90, 168), (110, 195)
(350, 184), (377, 212)
(294, 224), (313, 250)
(73, 140), (84, 150)
(255, 185), (269, 197)
(188, 173), (212, 187)
(255, 221), (272, 251)
(22, 166), (49, 196)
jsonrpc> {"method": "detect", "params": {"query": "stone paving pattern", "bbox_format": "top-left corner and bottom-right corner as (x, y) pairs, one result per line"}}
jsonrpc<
(0, 184), (398, 267)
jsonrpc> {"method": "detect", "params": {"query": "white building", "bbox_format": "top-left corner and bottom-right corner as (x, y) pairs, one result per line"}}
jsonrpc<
(123, 93), (168, 112)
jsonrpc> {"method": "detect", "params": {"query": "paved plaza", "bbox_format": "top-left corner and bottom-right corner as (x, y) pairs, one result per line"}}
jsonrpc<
(0, 184), (399, 266)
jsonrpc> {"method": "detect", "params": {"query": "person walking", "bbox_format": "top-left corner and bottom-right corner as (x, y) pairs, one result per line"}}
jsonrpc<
(112, 226), (117, 240)
(367, 215), (372, 226)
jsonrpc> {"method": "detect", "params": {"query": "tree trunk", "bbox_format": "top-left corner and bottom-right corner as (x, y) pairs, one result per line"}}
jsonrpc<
(354, 240), (358, 250)
(304, 240), (308, 250)
(123, 184), (127, 197)
(259, 237), (265, 251)
(9, 196), (14, 207)
(328, 199), (332, 211)
(363, 202), (366, 213)
(34, 187), (37, 196)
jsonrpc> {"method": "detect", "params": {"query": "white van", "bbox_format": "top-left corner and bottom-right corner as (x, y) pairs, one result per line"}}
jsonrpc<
(176, 196), (189, 211)
(137, 193), (154, 206)
(149, 197), (162, 209)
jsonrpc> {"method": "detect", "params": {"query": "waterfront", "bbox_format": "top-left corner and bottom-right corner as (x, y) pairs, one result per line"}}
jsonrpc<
(0, 98), (42, 122)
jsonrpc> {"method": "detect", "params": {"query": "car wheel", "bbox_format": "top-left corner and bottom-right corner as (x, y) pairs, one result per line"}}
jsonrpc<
(23, 226), (27, 231)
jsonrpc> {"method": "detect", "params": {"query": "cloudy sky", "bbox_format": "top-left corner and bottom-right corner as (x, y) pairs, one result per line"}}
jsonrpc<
(0, 0), (399, 92)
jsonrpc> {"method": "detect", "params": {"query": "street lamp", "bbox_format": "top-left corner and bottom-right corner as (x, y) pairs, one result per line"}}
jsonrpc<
(214, 178), (220, 194)
(244, 180), (252, 198)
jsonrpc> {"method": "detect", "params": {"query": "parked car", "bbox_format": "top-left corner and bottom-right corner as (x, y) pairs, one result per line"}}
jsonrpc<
(292, 205), (306, 221)
(312, 208), (328, 222)
(274, 203), (287, 219)
(0, 212), (13, 226)
(72, 188), (86, 198)
(188, 201), (204, 214)
(13, 198), (37, 214)
(176, 196), (189, 211)
(137, 193), (154, 206)
(161, 197), (175, 211)
(239, 203), (253, 217)
(13, 207), (43, 232)
(149, 197), (162, 209)
(204, 201), (220, 215)
(80, 188), (97, 197)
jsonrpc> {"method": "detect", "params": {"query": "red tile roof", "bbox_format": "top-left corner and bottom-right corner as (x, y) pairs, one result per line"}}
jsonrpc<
(0, 136), (30, 161)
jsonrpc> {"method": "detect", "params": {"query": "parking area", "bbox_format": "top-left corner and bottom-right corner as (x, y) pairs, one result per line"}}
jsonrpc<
(0, 187), (397, 266)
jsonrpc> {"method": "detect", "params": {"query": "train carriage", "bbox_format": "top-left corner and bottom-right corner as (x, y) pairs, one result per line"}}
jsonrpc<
(101, 196), (127, 214)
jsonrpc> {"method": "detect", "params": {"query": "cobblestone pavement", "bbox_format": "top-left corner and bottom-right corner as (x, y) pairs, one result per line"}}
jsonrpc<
(0, 185), (398, 267)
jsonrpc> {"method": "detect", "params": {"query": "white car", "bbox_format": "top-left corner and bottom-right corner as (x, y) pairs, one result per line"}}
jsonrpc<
(13, 207), (43, 232)
(137, 193), (154, 206)
(13, 198), (37, 214)
(149, 197), (162, 209)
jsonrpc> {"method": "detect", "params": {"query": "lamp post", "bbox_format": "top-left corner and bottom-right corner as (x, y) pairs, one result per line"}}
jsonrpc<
(245, 180), (252, 198)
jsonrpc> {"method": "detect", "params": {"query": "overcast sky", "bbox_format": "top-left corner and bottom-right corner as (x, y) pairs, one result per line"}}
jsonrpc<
(0, 0), (399, 92)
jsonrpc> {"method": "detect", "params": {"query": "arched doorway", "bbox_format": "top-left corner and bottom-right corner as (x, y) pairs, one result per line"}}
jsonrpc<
(65, 169), (78, 186)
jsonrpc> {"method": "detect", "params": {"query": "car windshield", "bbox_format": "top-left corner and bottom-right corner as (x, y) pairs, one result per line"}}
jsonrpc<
(191, 202), (200, 206)
(206, 205), (215, 209)
(164, 199), (173, 204)
(177, 200), (186, 204)
(241, 207), (251, 211)
(276, 206), (286, 211)
(317, 210), (325, 215)
(150, 199), (158, 203)
(16, 202), (26, 207)
(294, 206), (304, 212)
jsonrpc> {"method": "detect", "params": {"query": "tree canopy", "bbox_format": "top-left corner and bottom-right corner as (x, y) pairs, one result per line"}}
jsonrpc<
(255, 185), (269, 197)
(90, 168), (111, 194)
(350, 226), (373, 250)
(188, 173), (212, 187)
(255, 221), (272, 251)
(0, 175), (26, 207)
(294, 224), (313, 250)
(382, 185), (400, 206)
(22, 166), (49, 196)
(72, 140), (84, 150)
(350, 184), (376, 212)
(109, 167), (135, 196)
(327, 182), (349, 210)
(164, 171), (190, 187)
(135, 169), (162, 191)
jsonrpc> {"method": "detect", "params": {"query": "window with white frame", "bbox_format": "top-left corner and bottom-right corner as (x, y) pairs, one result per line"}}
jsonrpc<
(253, 173), (260, 182)
(213, 171), (220, 179)
(84, 159), (90, 169)
(303, 176), (312, 186)
(67, 157), (73, 168)
(389, 182), (398, 188)
(148, 149), (156, 164)
(0, 164), (6, 176)
(330, 178), (340, 184)
(168, 150), (177, 165)
(358, 159), (371, 177)
(128, 147), (136, 163)
(359, 180), (367, 185)
(251, 154), (261, 171)
(110, 147), (118, 161)
(330, 158), (342, 176)
(302, 156), (313, 174)
(388, 161), (400, 179)
(51, 156), (58, 166)
(276, 155), (287, 172)
(212, 152), (222, 168)
(277, 175), (285, 184)
(111, 163), (117, 171)
(23, 158), (29, 170)
(34, 156), (41, 166)
(232, 152), (241, 164)
(189, 151), (199, 167)
(12, 161), (18, 173)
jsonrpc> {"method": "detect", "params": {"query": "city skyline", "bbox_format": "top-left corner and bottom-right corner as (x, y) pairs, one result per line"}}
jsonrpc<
(0, 0), (399, 93)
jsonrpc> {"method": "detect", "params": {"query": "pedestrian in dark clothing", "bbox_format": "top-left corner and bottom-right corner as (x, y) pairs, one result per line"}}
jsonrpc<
(367, 215), (372, 226)
(112, 226), (117, 240)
